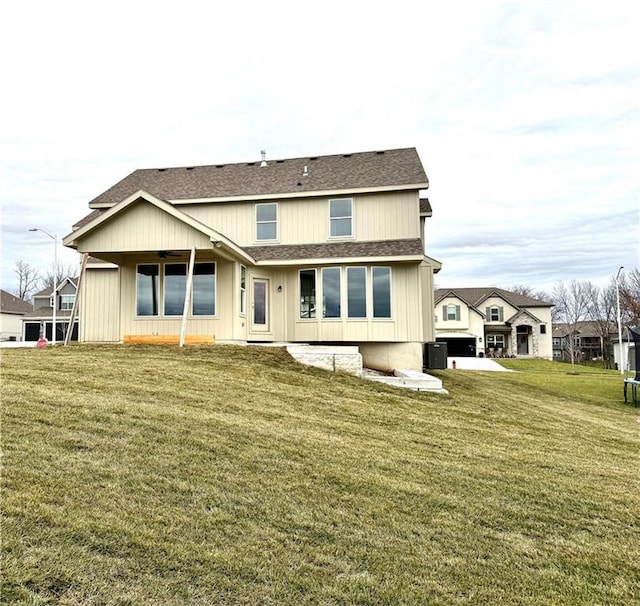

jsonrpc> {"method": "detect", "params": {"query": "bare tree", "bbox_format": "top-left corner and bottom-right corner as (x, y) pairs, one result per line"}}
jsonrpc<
(620, 268), (640, 328)
(14, 261), (40, 301)
(552, 280), (592, 366)
(585, 280), (617, 368)
(38, 263), (78, 291)
(508, 284), (552, 302)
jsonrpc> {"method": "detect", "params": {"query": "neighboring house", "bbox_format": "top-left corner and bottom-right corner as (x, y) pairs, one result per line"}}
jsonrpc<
(0, 290), (33, 341)
(434, 287), (553, 359)
(62, 148), (442, 371)
(553, 321), (618, 363)
(21, 277), (79, 342)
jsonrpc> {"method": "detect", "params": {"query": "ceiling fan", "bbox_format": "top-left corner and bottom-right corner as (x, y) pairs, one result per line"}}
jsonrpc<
(158, 250), (181, 259)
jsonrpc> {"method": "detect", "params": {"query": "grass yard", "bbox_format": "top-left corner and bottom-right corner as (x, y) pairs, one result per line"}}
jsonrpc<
(1, 345), (639, 605)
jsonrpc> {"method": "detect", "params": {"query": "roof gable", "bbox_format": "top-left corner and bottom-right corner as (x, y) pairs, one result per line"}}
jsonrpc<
(87, 148), (428, 207)
(435, 287), (553, 309)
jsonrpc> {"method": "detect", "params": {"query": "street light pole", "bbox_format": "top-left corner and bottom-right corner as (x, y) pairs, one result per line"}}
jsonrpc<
(29, 228), (58, 345)
(615, 266), (624, 376)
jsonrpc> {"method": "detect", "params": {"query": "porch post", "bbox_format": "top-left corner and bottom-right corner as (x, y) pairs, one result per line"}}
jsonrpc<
(180, 247), (196, 347)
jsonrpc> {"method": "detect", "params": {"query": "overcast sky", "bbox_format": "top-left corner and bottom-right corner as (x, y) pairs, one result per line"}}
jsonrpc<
(2, 0), (638, 295)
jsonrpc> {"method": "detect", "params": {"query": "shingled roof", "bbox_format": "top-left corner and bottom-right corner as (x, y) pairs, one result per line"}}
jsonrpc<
(244, 239), (425, 262)
(435, 287), (553, 309)
(88, 148), (428, 207)
(0, 290), (33, 314)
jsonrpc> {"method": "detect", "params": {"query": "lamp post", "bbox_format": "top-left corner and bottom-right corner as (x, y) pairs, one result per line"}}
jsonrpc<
(29, 228), (58, 345)
(615, 266), (624, 376)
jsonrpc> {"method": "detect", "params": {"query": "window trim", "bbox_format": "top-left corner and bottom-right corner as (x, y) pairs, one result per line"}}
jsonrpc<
(372, 266), (392, 319)
(255, 202), (278, 242)
(59, 294), (76, 311)
(240, 265), (247, 316)
(299, 268), (317, 319)
(136, 263), (160, 317)
(328, 198), (354, 239)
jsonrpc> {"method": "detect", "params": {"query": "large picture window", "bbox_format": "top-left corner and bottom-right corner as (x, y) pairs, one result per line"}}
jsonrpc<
(137, 262), (215, 317)
(137, 264), (159, 316)
(372, 267), (391, 318)
(329, 198), (353, 237)
(192, 263), (216, 316)
(256, 203), (278, 241)
(347, 267), (366, 318)
(322, 267), (341, 318)
(299, 269), (316, 318)
(164, 264), (187, 316)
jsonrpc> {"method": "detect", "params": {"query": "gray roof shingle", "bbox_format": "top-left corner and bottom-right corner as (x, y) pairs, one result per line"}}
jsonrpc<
(0, 290), (33, 314)
(88, 148), (428, 207)
(435, 287), (553, 308)
(244, 239), (425, 262)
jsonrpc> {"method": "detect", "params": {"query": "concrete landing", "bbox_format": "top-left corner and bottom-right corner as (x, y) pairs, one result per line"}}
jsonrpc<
(364, 368), (448, 394)
(447, 357), (514, 371)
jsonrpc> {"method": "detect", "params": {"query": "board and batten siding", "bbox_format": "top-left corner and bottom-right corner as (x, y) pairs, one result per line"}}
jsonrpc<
(117, 258), (235, 341)
(81, 267), (120, 342)
(284, 263), (427, 343)
(181, 191), (420, 246)
(76, 201), (214, 254)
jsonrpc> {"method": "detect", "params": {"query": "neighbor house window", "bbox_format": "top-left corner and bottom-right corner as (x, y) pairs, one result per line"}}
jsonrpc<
(256, 203), (277, 241)
(192, 263), (216, 316)
(372, 267), (391, 318)
(540, 324), (547, 334)
(329, 198), (353, 237)
(347, 267), (367, 318)
(487, 334), (505, 348)
(444, 304), (460, 321)
(299, 269), (316, 318)
(322, 267), (341, 318)
(60, 294), (75, 310)
(240, 265), (246, 315)
(488, 306), (503, 322)
(137, 264), (160, 316)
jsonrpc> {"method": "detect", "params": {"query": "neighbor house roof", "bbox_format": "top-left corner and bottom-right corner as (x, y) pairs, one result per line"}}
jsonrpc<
(553, 321), (618, 337)
(435, 287), (553, 309)
(32, 277), (78, 298)
(87, 148), (428, 207)
(0, 290), (33, 314)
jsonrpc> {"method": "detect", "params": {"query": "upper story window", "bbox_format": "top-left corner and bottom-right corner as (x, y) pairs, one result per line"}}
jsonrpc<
(256, 203), (278, 241)
(329, 198), (353, 237)
(487, 305), (503, 322)
(60, 294), (76, 310)
(443, 304), (460, 321)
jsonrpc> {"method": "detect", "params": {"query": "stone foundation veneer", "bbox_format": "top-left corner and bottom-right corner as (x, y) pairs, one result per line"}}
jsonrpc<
(287, 345), (363, 377)
(511, 316), (540, 357)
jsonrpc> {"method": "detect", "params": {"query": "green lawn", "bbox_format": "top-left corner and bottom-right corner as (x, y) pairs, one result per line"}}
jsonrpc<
(1, 345), (639, 605)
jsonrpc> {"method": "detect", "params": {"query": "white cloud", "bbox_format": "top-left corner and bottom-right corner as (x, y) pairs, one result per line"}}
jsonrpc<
(1, 0), (638, 294)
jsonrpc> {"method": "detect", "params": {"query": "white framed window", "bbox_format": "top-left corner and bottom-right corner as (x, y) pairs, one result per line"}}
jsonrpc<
(487, 334), (505, 348)
(322, 267), (341, 318)
(240, 265), (246, 315)
(329, 198), (353, 238)
(487, 306), (503, 322)
(347, 267), (367, 318)
(299, 269), (316, 318)
(60, 294), (75, 311)
(256, 203), (278, 241)
(137, 264), (160, 316)
(443, 304), (460, 321)
(372, 267), (391, 318)
(138, 262), (216, 317)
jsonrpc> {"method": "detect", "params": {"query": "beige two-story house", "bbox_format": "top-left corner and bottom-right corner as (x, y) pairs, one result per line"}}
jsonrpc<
(434, 288), (553, 359)
(21, 278), (79, 342)
(63, 148), (442, 371)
